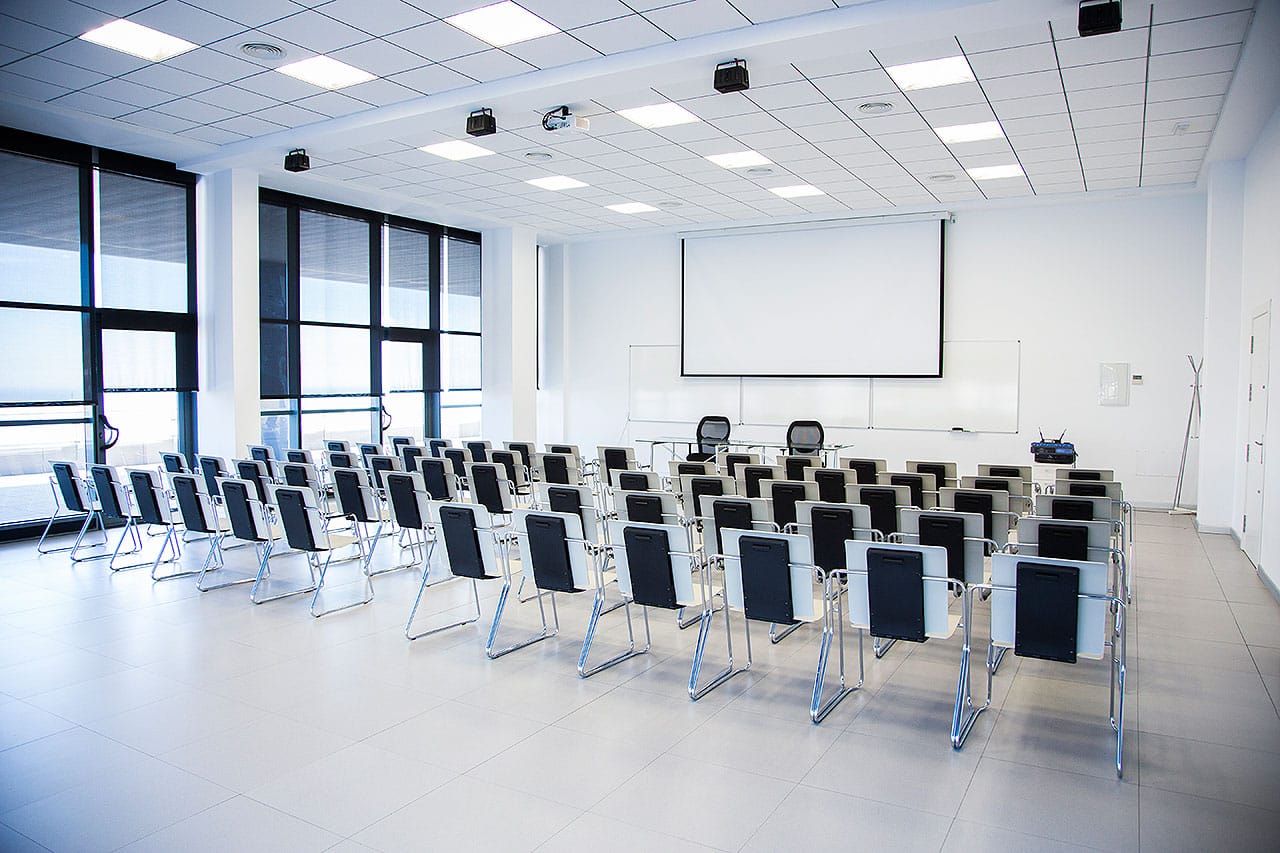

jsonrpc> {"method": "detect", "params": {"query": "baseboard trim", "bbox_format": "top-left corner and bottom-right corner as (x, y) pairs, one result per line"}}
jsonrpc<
(1260, 567), (1280, 607)
(1195, 523), (1234, 535)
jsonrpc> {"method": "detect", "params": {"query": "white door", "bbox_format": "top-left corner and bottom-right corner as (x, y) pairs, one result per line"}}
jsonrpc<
(1243, 311), (1269, 565)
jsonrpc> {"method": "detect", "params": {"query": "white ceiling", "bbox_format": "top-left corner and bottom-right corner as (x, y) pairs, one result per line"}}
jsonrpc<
(0, 0), (1267, 238)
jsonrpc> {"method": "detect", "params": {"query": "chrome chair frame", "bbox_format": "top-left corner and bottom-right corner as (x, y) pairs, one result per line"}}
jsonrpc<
(36, 461), (108, 560)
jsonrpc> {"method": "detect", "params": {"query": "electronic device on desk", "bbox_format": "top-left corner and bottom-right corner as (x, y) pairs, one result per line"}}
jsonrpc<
(1031, 430), (1077, 464)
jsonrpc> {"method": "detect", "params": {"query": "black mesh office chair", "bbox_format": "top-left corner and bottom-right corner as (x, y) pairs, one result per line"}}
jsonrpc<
(787, 420), (824, 456)
(688, 415), (731, 462)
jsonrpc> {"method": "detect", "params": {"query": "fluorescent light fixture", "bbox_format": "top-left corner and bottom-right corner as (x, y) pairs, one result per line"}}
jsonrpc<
(526, 175), (588, 191)
(79, 19), (196, 62)
(706, 150), (772, 169)
(616, 102), (700, 129)
(966, 163), (1024, 180)
(769, 184), (825, 198)
(419, 140), (496, 161)
(885, 55), (975, 90)
(607, 202), (659, 214)
(446, 1), (559, 47)
(277, 55), (375, 89)
(934, 121), (1004, 144)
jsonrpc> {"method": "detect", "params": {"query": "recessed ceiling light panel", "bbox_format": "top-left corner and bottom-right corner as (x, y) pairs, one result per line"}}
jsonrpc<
(706, 150), (771, 169)
(446, 1), (559, 47)
(934, 121), (1004, 144)
(420, 140), (496, 161)
(966, 163), (1024, 180)
(277, 55), (375, 89)
(527, 175), (588, 191)
(79, 19), (196, 62)
(885, 55), (975, 90)
(607, 202), (659, 214)
(616, 103), (700, 129)
(770, 184), (825, 198)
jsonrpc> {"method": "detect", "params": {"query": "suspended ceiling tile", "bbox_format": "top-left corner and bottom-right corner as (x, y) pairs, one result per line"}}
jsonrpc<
(570, 15), (672, 54)
(502, 32), (603, 69)
(385, 20), (491, 62)
(314, 0), (434, 38)
(329, 38), (431, 77)
(642, 0), (751, 40)
(389, 63), (477, 95)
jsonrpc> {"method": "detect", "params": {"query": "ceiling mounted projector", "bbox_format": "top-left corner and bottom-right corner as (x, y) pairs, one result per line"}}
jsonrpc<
(542, 106), (589, 132)
(466, 107), (496, 137)
(714, 58), (749, 93)
(1078, 0), (1122, 37)
(284, 148), (310, 172)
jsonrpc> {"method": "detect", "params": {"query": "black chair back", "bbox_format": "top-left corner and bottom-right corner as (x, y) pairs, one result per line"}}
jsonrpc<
(787, 420), (824, 455)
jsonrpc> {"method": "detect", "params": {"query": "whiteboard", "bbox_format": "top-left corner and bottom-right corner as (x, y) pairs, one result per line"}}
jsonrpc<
(740, 377), (871, 428)
(628, 345), (740, 424)
(871, 340), (1019, 433)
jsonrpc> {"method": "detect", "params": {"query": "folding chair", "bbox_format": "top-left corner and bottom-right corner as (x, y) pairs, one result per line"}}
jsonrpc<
(465, 461), (516, 519)
(737, 464), (783, 499)
(1060, 468), (1114, 482)
(399, 444), (428, 477)
(596, 445), (638, 490)
(234, 459), (274, 507)
(367, 454), (403, 494)
(161, 452), (190, 474)
(326, 440), (352, 453)
(841, 456), (886, 484)
(427, 438), (452, 457)
(326, 450), (359, 472)
(504, 441), (536, 472)
(700, 494), (796, 643)
(88, 465), (147, 571)
(248, 445), (274, 464)
(196, 455), (230, 500)
(667, 459), (713, 482)
(611, 469), (660, 492)
(511, 509), (649, 677)
(907, 460), (958, 489)
(760, 479), (819, 535)
(978, 464), (1033, 499)
(804, 466), (856, 504)
(466, 440), (492, 463)
(894, 508), (991, 658)
(794, 501), (880, 582)
(388, 435), (415, 451)
(962, 474), (1031, 516)
(878, 471), (938, 510)
(442, 447), (473, 484)
(224, 478), (316, 604)
(127, 469), (186, 580)
(953, 553), (1128, 776)
(171, 474), (248, 591)
(1018, 516), (1128, 607)
(491, 449), (532, 498)
(847, 483), (911, 541)
(696, 529), (844, 720)
(941, 487), (1016, 551)
(332, 467), (413, 576)
(715, 450), (759, 480)
(273, 485), (366, 618)
(534, 451), (581, 486)
(613, 489), (681, 526)
(786, 420), (825, 456)
(284, 448), (314, 465)
(385, 471), (437, 580)
(676, 473), (736, 522)
(357, 443), (383, 468)
(36, 460), (107, 559)
(688, 415), (731, 463)
(419, 456), (460, 501)
(778, 454), (819, 482)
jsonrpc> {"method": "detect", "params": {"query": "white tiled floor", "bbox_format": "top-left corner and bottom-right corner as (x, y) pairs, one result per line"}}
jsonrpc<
(2, 511), (1279, 852)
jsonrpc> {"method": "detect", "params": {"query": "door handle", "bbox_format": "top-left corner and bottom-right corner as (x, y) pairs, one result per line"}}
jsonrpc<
(100, 415), (120, 451)
(380, 405), (392, 431)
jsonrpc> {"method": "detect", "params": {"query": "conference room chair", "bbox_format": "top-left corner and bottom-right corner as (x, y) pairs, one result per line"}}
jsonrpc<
(387, 435), (415, 449)
(759, 478), (819, 535)
(325, 440), (352, 453)
(687, 414), (732, 462)
(428, 438), (452, 457)
(613, 488), (682, 527)
(36, 460), (107, 559)
(837, 540), (961, 716)
(399, 443), (428, 477)
(533, 451), (581, 486)
(1059, 467), (1115, 482)
(667, 459), (713, 487)
(977, 464), (1035, 507)
(404, 501), (514, 644)
(196, 454), (230, 500)
(596, 445), (639, 492)
(841, 456), (887, 485)
(847, 482), (912, 541)
(367, 453), (403, 494)
(877, 470), (938, 510)
(907, 460), (959, 489)
(332, 466), (415, 577)
(419, 457), (460, 501)
(248, 444), (274, 464)
(786, 419), (825, 456)
(953, 552), (1128, 776)
(125, 468), (187, 580)
(940, 487), (1016, 551)
(270, 484), (368, 618)
(715, 449), (759, 479)
(276, 460), (332, 516)
(533, 482), (606, 546)
(1016, 516), (1126, 604)
(357, 443), (383, 470)
(504, 441), (536, 472)
(326, 449), (359, 472)
(778, 453), (819, 481)
(234, 458), (274, 508)
(87, 465), (148, 572)
(611, 468), (661, 492)
(545, 444), (584, 473)
(384, 471), (436, 578)
(897, 508), (991, 589)
(160, 452), (191, 474)
(221, 477), (318, 605)
(737, 463), (783, 498)
(694, 528), (843, 720)
(491, 449), (532, 498)
(169, 473), (244, 592)
(793, 500), (880, 580)
(804, 466), (857, 504)
(676, 473), (736, 523)
(508, 508), (649, 677)
(1034, 492), (1131, 597)
(465, 439), (492, 463)
(284, 448), (315, 465)
(442, 446), (473, 484)
(961, 474), (1032, 515)
(465, 461), (517, 520)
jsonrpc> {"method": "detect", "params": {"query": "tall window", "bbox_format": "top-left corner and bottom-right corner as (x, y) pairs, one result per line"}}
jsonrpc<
(258, 191), (479, 456)
(440, 235), (482, 441)
(0, 132), (196, 533)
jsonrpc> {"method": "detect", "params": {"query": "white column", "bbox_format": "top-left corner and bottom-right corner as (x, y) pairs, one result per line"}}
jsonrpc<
(196, 168), (259, 459)
(1195, 162), (1246, 531)
(536, 243), (568, 443)
(480, 225), (538, 441)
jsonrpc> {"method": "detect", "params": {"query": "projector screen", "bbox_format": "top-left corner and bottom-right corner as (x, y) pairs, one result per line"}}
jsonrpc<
(681, 219), (945, 377)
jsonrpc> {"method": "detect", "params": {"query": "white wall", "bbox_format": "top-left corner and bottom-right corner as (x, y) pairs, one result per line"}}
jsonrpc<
(1235, 104), (1280, 586)
(548, 193), (1208, 507)
(480, 226), (538, 442)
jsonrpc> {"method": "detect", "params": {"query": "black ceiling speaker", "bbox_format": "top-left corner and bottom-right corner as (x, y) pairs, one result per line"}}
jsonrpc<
(1078, 0), (1122, 37)
(284, 149), (310, 172)
(713, 58), (749, 93)
(466, 107), (497, 137)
